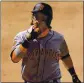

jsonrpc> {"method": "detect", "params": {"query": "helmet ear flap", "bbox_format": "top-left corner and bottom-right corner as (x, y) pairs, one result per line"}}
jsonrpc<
(45, 15), (52, 29)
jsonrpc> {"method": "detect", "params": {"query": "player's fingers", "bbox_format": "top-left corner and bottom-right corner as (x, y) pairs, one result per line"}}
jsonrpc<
(34, 28), (39, 32)
(33, 20), (39, 28)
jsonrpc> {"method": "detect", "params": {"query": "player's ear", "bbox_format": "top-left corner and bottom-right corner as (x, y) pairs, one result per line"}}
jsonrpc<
(30, 14), (34, 25)
(30, 20), (33, 25)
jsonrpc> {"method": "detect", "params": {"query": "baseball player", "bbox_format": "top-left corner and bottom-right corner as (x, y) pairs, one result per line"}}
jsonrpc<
(10, 2), (81, 83)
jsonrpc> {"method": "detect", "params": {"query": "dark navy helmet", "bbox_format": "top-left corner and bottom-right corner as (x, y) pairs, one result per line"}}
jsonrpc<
(32, 3), (53, 28)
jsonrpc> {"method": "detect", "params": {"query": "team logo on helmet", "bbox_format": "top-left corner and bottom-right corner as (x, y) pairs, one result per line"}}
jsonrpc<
(39, 4), (44, 10)
(34, 3), (44, 12)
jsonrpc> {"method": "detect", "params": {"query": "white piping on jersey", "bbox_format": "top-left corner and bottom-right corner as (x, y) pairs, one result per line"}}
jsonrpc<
(21, 65), (26, 75)
(41, 31), (54, 80)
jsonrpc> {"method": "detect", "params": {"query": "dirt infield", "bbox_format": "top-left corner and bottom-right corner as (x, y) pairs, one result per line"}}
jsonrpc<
(1, 2), (83, 82)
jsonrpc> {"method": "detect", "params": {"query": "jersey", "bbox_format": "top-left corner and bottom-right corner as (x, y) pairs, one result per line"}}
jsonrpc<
(11, 26), (69, 82)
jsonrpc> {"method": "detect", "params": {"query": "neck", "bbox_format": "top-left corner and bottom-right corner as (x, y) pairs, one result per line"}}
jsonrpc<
(38, 28), (50, 38)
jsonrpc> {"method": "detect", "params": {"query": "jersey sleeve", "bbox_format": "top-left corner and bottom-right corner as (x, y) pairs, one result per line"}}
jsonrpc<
(11, 26), (33, 53)
(60, 37), (69, 57)
(10, 33), (24, 58)
(12, 34), (23, 50)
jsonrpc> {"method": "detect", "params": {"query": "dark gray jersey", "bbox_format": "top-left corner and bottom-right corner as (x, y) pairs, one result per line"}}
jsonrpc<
(11, 26), (69, 82)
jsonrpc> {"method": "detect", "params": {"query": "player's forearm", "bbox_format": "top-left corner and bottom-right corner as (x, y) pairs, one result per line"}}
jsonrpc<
(61, 54), (81, 82)
(61, 53), (76, 76)
(11, 44), (27, 63)
(11, 51), (22, 63)
(62, 55), (73, 69)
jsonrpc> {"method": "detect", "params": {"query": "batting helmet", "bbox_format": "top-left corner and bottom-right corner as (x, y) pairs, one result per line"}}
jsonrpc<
(31, 3), (53, 29)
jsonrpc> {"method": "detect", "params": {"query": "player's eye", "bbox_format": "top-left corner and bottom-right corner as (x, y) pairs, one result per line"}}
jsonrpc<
(32, 12), (47, 21)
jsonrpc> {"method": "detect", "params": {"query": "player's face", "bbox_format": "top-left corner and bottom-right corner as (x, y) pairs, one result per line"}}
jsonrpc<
(32, 12), (48, 33)
(33, 12), (47, 23)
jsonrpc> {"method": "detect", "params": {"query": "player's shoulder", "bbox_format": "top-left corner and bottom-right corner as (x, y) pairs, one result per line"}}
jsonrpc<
(14, 26), (33, 39)
(14, 30), (27, 39)
(52, 30), (64, 40)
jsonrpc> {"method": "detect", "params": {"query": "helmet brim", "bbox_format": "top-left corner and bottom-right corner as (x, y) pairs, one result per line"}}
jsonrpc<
(32, 9), (41, 13)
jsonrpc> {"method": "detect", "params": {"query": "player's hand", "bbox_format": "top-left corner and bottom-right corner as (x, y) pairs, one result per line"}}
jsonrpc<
(26, 27), (40, 41)
(33, 20), (48, 33)
(22, 27), (40, 48)
(26, 20), (47, 40)
(72, 75), (81, 83)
